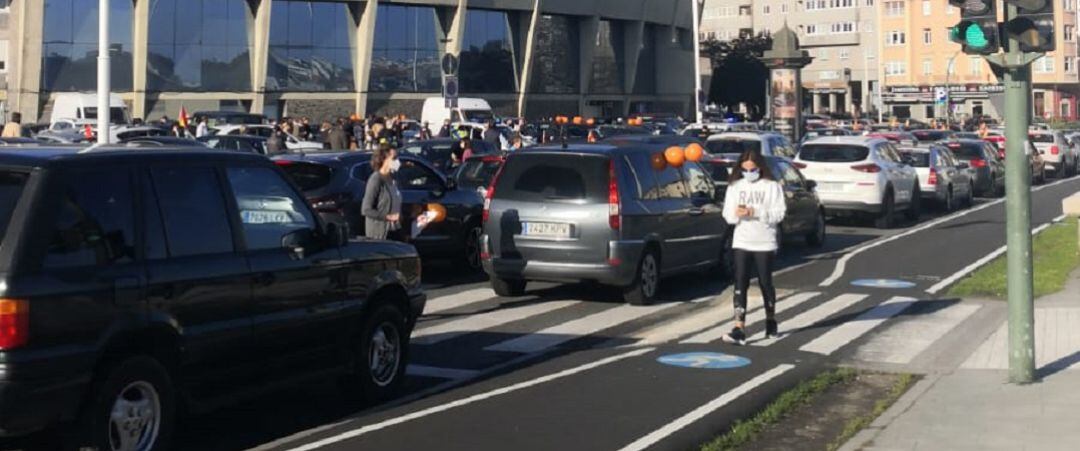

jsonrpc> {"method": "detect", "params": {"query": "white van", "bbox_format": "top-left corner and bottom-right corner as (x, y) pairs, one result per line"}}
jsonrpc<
(50, 93), (130, 128)
(421, 97), (495, 127)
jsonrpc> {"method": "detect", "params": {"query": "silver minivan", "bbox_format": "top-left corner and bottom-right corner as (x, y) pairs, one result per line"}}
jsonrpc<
(480, 141), (727, 304)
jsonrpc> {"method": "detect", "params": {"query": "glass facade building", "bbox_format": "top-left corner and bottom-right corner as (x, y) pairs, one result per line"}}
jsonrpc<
(531, 15), (579, 94)
(370, 4), (440, 93)
(42, 0), (133, 91)
(148, 0), (251, 92)
(460, 9), (515, 94)
(268, 1), (355, 92)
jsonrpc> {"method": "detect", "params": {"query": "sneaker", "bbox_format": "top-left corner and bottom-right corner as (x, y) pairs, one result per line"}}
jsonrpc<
(765, 319), (779, 339)
(721, 327), (747, 346)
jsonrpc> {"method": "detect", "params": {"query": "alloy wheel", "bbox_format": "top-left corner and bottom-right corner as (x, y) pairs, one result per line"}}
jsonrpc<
(108, 381), (161, 451)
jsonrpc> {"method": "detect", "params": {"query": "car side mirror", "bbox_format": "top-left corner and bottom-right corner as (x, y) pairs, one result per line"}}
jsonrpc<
(281, 228), (314, 259)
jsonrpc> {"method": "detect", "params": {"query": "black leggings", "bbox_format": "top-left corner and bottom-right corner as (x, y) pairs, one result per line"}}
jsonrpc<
(732, 249), (777, 323)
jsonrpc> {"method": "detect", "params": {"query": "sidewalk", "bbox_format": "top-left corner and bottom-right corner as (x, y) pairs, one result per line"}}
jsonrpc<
(841, 269), (1080, 451)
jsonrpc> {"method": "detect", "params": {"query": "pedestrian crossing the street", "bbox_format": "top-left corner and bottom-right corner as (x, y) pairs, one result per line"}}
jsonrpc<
(680, 291), (822, 344)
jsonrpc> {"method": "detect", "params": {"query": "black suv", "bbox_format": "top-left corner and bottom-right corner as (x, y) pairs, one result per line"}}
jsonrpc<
(0, 148), (424, 449)
(274, 151), (486, 270)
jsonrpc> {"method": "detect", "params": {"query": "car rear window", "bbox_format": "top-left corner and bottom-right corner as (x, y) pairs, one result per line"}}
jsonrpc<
(494, 154), (609, 203)
(276, 161), (335, 192)
(912, 130), (949, 142)
(1029, 134), (1054, 143)
(0, 171), (29, 247)
(455, 159), (503, 190)
(706, 139), (761, 155)
(944, 142), (984, 159)
(798, 144), (870, 162)
(902, 152), (931, 167)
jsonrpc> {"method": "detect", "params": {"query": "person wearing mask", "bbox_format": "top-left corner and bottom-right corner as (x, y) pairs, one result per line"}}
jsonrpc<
(2, 113), (22, 138)
(721, 150), (787, 346)
(361, 144), (403, 240)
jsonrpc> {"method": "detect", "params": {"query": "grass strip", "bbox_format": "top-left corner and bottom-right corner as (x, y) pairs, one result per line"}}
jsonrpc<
(949, 217), (1079, 299)
(826, 373), (917, 451)
(699, 367), (856, 451)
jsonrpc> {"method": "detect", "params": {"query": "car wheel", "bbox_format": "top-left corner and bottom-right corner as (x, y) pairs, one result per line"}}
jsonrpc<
(874, 189), (895, 229)
(624, 248), (660, 305)
(805, 210), (826, 248)
(491, 277), (527, 297)
(904, 184), (921, 221)
(345, 303), (407, 402)
(72, 356), (175, 451)
(965, 185), (975, 207)
(943, 188), (954, 212)
(461, 226), (483, 272)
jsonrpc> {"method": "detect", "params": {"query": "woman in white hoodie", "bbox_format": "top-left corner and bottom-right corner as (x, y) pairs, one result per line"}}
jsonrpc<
(720, 150), (787, 345)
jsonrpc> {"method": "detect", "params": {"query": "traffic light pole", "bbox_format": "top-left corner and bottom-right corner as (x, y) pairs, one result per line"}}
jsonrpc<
(987, 2), (1039, 384)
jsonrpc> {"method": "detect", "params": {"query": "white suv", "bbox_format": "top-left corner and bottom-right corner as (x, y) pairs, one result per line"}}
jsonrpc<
(795, 136), (921, 229)
(1029, 130), (1078, 178)
(705, 132), (797, 158)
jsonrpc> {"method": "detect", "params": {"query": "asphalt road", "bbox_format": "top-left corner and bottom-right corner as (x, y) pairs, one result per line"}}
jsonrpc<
(5, 175), (1078, 451)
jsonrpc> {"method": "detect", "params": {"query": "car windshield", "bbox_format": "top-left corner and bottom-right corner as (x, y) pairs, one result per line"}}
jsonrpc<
(902, 152), (931, 167)
(455, 159), (504, 190)
(276, 161), (335, 192)
(944, 142), (985, 159)
(494, 154), (609, 202)
(0, 171), (28, 249)
(462, 109), (493, 123)
(1028, 133), (1054, 143)
(799, 144), (870, 162)
(912, 130), (950, 142)
(706, 139), (761, 155)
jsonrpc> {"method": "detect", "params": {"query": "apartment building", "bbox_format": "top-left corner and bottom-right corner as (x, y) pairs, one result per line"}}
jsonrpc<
(880, 0), (1079, 122)
(700, 0), (881, 117)
(0, 0), (11, 119)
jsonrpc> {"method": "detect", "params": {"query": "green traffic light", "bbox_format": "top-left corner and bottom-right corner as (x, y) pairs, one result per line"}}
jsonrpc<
(965, 24), (989, 49)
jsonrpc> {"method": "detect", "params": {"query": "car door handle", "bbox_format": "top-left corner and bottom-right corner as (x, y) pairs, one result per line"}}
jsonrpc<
(689, 208), (705, 216)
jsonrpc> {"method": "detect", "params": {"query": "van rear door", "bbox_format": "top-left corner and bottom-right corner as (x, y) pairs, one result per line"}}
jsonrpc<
(486, 153), (613, 266)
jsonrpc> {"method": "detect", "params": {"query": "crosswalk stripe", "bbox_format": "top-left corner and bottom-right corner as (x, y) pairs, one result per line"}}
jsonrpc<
(752, 293), (869, 347)
(413, 300), (579, 345)
(853, 302), (981, 364)
(422, 287), (497, 315)
(799, 296), (916, 355)
(484, 303), (678, 354)
(680, 292), (821, 344)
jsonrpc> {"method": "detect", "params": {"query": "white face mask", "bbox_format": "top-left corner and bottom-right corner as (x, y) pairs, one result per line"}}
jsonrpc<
(743, 169), (761, 182)
(389, 159), (402, 173)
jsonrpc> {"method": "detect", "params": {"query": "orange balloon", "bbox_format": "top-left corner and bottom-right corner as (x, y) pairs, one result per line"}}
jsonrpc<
(573, 116), (583, 125)
(650, 152), (667, 171)
(586, 118), (596, 126)
(555, 115), (569, 125)
(664, 146), (685, 168)
(426, 203), (448, 223)
(684, 143), (705, 162)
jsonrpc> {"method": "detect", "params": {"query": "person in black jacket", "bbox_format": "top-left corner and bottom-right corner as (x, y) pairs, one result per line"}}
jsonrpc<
(361, 144), (403, 240)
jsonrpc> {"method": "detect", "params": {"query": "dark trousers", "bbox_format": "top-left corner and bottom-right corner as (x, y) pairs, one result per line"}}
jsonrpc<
(732, 249), (777, 323)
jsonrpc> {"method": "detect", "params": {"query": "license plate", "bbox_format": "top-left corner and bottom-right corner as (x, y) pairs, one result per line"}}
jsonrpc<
(241, 210), (291, 224)
(817, 182), (845, 192)
(522, 222), (571, 238)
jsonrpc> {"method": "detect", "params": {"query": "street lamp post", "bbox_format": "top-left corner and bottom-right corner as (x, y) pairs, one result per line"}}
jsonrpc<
(945, 50), (961, 127)
(97, 0), (111, 144)
(691, 0), (704, 124)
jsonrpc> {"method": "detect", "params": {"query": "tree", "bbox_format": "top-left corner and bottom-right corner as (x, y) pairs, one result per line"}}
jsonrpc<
(703, 33), (773, 120)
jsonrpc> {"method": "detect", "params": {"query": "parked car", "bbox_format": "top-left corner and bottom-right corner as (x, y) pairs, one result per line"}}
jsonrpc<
(1028, 130), (1078, 178)
(212, 124), (323, 150)
(867, 131), (919, 147)
(0, 147), (424, 450)
(399, 138), (498, 174)
(706, 132), (797, 158)
(198, 134), (270, 155)
(940, 139), (1005, 197)
(699, 153), (827, 251)
(118, 136), (209, 147)
(910, 129), (955, 143)
(274, 151), (486, 270)
(899, 145), (975, 211)
(481, 142), (727, 304)
(795, 136), (921, 229)
(800, 128), (853, 143)
(453, 153), (508, 195)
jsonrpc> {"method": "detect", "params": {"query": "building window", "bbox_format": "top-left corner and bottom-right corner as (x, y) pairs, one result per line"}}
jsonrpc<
(970, 57), (983, 76)
(1066, 0), (1075, 12)
(923, 59), (932, 75)
(865, 0), (875, 6)
(885, 61), (906, 76)
(805, 24), (819, 35)
(0, 40), (7, 73)
(782, 4), (789, 13)
(820, 70), (840, 80)
(763, 4), (771, 14)
(1035, 56), (1056, 73)
(1061, 100), (1071, 118)
(922, 0), (932, 15)
(148, 0), (252, 92)
(923, 28), (932, 45)
(461, 9), (517, 94)
(42, 0), (134, 91)
(884, 1), (904, 16)
(839, 48), (851, 59)
(819, 49), (829, 61)
(739, 5), (751, 15)
(267, 1), (353, 92)
(886, 31), (906, 46)
(1065, 25), (1075, 41)
(370, 5), (441, 93)
(1066, 57), (1075, 73)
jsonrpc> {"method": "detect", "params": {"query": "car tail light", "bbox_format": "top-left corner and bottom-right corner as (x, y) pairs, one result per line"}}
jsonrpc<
(0, 299), (29, 350)
(850, 163), (881, 173)
(928, 168), (938, 186)
(608, 159), (621, 231)
(1050, 145), (1060, 155)
(970, 158), (987, 168)
(792, 162), (807, 169)
(482, 162), (506, 224)
(273, 160), (294, 167)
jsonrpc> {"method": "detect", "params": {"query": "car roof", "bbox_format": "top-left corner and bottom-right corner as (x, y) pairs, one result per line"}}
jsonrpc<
(0, 146), (268, 168)
(801, 136), (886, 146)
(707, 132), (764, 141)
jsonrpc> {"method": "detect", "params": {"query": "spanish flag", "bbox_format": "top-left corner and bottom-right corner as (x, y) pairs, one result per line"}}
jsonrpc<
(178, 105), (189, 129)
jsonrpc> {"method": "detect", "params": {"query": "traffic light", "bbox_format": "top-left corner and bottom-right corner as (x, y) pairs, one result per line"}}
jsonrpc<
(1004, 0), (1055, 52)
(949, 0), (1000, 55)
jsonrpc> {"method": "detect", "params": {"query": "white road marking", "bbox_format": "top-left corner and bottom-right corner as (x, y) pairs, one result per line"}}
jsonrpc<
(799, 296), (916, 355)
(926, 213), (1068, 294)
(819, 177), (1077, 288)
(681, 292), (821, 344)
(413, 300), (579, 345)
(615, 364), (796, 451)
(422, 287), (498, 315)
(853, 302), (981, 364)
(752, 293), (868, 346)
(484, 303), (678, 353)
(285, 347), (655, 451)
(405, 364), (481, 380)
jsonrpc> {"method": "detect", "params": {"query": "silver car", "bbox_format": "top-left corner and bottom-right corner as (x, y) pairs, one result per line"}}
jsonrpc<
(481, 140), (726, 304)
(1029, 130), (1078, 178)
(900, 145), (975, 211)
